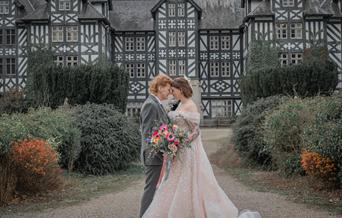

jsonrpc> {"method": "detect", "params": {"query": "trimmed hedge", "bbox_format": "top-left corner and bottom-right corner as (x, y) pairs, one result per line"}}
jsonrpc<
(240, 61), (338, 104)
(26, 48), (129, 112)
(73, 103), (140, 175)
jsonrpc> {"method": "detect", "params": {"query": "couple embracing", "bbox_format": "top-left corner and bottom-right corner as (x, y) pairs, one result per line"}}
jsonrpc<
(139, 74), (261, 218)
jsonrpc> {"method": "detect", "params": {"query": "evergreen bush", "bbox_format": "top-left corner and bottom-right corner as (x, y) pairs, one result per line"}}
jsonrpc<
(233, 95), (289, 167)
(242, 46), (338, 105)
(26, 47), (129, 112)
(302, 93), (342, 186)
(73, 103), (140, 175)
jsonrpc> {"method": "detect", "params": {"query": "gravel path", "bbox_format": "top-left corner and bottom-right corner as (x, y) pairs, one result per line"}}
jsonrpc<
(3, 128), (340, 218)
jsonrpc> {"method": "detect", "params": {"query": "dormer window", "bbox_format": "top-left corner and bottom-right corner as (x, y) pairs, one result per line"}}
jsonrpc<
(0, 1), (9, 14)
(282, 0), (294, 7)
(59, 0), (71, 11)
(169, 4), (176, 17)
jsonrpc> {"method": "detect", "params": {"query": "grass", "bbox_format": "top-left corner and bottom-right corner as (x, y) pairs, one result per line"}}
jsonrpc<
(209, 137), (342, 215)
(0, 164), (144, 215)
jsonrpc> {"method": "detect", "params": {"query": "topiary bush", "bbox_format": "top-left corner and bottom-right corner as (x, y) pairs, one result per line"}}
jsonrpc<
(73, 103), (140, 175)
(233, 95), (289, 168)
(11, 139), (64, 193)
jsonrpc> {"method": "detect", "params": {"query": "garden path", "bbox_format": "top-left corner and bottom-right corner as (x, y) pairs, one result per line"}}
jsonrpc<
(4, 128), (340, 218)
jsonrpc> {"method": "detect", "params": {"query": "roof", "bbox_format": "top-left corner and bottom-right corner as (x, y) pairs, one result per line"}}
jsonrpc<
(197, 0), (244, 29)
(110, 0), (159, 31)
(110, 0), (244, 31)
(304, 0), (334, 16)
(20, 2), (49, 21)
(79, 2), (110, 24)
(244, 0), (273, 21)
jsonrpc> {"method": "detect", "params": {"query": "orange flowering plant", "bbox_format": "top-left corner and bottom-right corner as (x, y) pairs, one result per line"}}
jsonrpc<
(11, 139), (63, 192)
(300, 150), (337, 179)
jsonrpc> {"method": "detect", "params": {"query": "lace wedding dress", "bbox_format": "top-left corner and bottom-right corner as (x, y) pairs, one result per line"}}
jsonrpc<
(142, 110), (261, 218)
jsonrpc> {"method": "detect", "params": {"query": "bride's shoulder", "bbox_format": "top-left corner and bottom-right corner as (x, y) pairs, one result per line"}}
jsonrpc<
(182, 100), (198, 113)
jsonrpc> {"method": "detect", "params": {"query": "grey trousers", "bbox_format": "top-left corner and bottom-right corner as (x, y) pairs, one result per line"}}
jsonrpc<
(139, 165), (162, 218)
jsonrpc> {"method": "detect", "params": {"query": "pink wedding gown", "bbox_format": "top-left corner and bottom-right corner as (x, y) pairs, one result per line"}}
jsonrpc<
(142, 111), (261, 218)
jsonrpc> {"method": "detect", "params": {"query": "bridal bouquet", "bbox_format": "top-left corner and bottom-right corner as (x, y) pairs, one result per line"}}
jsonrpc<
(145, 122), (192, 181)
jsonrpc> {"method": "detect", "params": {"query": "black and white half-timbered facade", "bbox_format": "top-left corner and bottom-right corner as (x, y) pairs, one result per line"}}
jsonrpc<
(1, 0), (342, 119)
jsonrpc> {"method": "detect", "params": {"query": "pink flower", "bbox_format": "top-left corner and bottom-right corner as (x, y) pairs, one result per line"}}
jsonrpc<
(159, 124), (168, 132)
(166, 132), (175, 142)
(174, 139), (180, 146)
(152, 131), (159, 137)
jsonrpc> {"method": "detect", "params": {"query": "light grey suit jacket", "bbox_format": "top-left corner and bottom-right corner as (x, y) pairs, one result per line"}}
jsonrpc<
(140, 95), (169, 166)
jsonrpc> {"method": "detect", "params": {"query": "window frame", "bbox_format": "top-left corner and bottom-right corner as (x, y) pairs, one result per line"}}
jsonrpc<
(168, 60), (177, 76)
(52, 26), (64, 42)
(291, 53), (303, 65)
(6, 29), (15, 45)
(6, 58), (15, 75)
(125, 37), (134, 51)
(178, 60), (186, 75)
(66, 26), (78, 42)
(178, 31), (185, 47)
(221, 62), (230, 77)
(136, 37), (145, 51)
(54, 56), (64, 66)
(168, 3), (176, 17)
(276, 23), (288, 39)
(209, 62), (220, 77)
(280, 53), (289, 66)
(290, 23), (302, 39)
(178, 3), (185, 17)
(66, 56), (78, 66)
(221, 35), (230, 50)
(282, 0), (295, 7)
(126, 63), (135, 78)
(209, 36), (219, 50)
(0, 1), (9, 15)
(136, 63), (146, 78)
(59, 0), (71, 11)
(169, 32), (177, 47)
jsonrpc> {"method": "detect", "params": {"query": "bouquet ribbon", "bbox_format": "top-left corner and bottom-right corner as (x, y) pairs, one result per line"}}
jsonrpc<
(156, 154), (172, 189)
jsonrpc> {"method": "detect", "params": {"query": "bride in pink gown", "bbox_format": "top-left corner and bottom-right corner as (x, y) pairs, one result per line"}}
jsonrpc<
(142, 77), (261, 218)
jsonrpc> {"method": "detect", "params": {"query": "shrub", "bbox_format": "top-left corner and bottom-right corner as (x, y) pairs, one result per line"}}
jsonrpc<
(233, 95), (289, 167)
(73, 103), (140, 175)
(0, 88), (28, 115)
(0, 156), (16, 205)
(263, 98), (317, 175)
(303, 93), (342, 185)
(26, 47), (129, 112)
(0, 107), (81, 170)
(301, 150), (337, 179)
(12, 139), (63, 193)
(240, 60), (338, 105)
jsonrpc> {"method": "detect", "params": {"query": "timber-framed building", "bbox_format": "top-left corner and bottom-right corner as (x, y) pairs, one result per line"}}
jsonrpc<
(0, 0), (341, 118)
